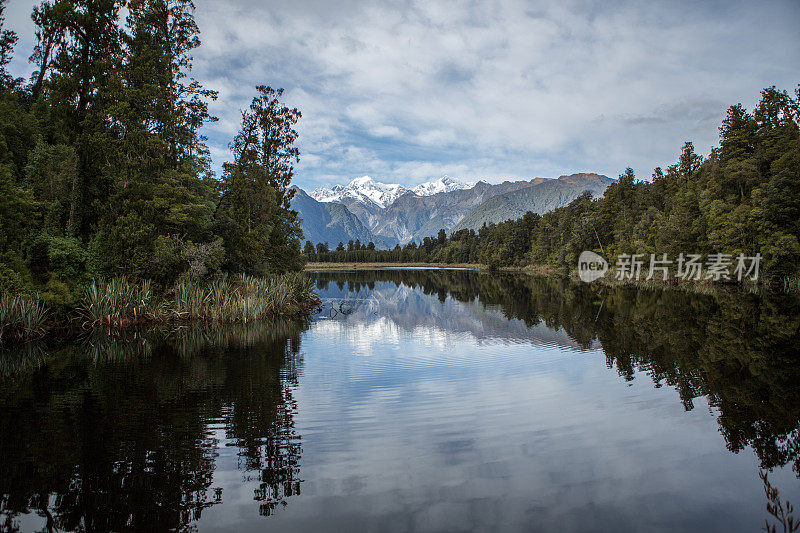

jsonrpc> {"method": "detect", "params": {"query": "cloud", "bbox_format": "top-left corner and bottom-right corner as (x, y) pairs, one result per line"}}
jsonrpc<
(5, 0), (799, 189)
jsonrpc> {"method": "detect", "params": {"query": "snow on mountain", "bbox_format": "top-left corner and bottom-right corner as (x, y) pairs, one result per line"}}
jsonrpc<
(310, 176), (409, 208)
(411, 176), (474, 196)
(310, 175), (474, 208)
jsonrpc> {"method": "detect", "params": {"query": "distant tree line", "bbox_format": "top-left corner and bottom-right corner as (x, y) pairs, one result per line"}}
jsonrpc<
(304, 219), (538, 267)
(306, 85), (800, 281)
(0, 0), (304, 306)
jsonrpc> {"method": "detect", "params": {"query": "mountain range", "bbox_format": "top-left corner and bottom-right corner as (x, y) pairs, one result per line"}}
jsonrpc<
(291, 173), (613, 248)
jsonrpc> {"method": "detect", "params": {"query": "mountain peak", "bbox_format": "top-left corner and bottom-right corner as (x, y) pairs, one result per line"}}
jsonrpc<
(311, 176), (409, 208)
(411, 176), (475, 196)
(310, 175), (475, 208)
(349, 175), (377, 187)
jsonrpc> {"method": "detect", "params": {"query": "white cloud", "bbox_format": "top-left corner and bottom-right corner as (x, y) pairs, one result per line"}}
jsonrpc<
(5, 0), (799, 189)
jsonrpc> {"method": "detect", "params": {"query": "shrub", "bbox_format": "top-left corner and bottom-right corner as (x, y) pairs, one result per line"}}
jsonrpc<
(28, 233), (87, 283)
(151, 235), (184, 285)
(0, 262), (26, 294)
(41, 275), (75, 309)
(181, 237), (225, 281)
(0, 293), (48, 343)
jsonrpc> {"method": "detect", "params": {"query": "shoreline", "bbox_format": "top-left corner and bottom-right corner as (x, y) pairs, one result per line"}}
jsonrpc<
(304, 262), (785, 295)
(305, 262), (485, 271)
(0, 274), (321, 347)
(0, 297), (321, 348)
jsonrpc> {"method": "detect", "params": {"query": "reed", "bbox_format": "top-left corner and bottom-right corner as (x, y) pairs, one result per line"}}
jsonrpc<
(0, 293), (49, 342)
(171, 273), (318, 322)
(172, 280), (210, 318)
(3, 273), (318, 339)
(79, 277), (162, 326)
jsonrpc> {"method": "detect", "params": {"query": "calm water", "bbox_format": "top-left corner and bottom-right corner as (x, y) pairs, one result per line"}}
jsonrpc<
(1, 270), (799, 532)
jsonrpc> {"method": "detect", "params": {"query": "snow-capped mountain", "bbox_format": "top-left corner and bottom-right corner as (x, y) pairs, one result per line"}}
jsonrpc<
(310, 175), (474, 208)
(411, 176), (475, 196)
(297, 173), (613, 248)
(311, 176), (408, 208)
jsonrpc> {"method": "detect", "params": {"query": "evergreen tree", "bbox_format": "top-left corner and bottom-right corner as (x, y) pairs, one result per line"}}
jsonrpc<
(93, 0), (220, 281)
(217, 86), (303, 274)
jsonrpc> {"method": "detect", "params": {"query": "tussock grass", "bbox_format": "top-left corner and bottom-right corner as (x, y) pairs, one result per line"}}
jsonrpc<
(0, 293), (48, 343)
(172, 273), (317, 322)
(80, 273), (319, 327)
(1, 273), (319, 344)
(80, 278), (162, 326)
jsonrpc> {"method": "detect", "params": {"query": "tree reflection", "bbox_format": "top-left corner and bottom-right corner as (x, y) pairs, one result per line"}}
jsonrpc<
(315, 270), (800, 476)
(0, 320), (308, 531)
(2, 271), (800, 531)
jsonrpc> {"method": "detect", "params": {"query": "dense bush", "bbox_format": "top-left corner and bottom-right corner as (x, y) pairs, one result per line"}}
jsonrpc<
(0, 0), (306, 306)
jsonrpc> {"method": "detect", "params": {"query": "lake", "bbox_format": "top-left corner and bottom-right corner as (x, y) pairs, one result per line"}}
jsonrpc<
(1, 269), (799, 532)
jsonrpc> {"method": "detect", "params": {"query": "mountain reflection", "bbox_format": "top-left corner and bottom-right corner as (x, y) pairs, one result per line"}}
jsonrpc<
(1, 270), (800, 531)
(313, 272), (602, 351)
(313, 269), (800, 476)
(0, 320), (307, 531)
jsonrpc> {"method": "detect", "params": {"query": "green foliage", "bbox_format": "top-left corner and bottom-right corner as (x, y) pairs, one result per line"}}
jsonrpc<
(23, 141), (76, 232)
(0, 293), (47, 342)
(41, 275), (75, 308)
(151, 235), (226, 284)
(0, 0), (306, 309)
(29, 233), (86, 282)
(0, 165), (38, 285)
(0, 262), (26, 293)
(217, 86), (304, 275)
(150, 234), (185, 284)
(182, 237), (225, 280)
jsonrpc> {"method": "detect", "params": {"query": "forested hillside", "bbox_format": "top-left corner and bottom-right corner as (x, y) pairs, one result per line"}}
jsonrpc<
(309, 84), (800, 282)
(0, 0), (304, 304)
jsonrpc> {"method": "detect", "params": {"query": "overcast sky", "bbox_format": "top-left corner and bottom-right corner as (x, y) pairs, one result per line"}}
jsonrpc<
(5, 0), (800, 190)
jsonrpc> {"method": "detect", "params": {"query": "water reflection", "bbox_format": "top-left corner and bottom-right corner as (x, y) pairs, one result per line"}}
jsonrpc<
(312, 270), (800, 476)
(0, 320), (307, 531)
(0, 270), (798, 531)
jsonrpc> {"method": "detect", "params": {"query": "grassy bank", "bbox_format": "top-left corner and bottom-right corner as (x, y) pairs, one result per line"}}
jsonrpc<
(0, 273), (320, 345)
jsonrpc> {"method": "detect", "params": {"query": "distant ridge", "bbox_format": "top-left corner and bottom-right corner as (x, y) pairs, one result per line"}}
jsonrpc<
(294, 173), (614, 247)
(290, 187), (392, 248)
(452, 173), (613, 232)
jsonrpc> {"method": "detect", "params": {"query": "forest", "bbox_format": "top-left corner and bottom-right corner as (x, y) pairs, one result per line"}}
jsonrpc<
(0, 0), (309, 331)
(308, 84), (800, 283)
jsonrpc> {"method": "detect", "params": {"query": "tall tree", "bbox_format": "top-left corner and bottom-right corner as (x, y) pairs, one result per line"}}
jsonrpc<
(29, 1), (67, 100)
(33, 0), (126, 237)
(217, 86), (304, 274)
(122, 0), (217, 170)
(91, 0), (220, 279)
